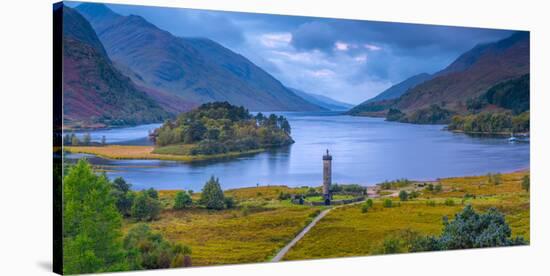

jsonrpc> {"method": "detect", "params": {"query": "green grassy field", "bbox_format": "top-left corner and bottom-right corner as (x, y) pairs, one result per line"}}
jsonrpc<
(118, 171), (528, 266)
(283, 171), (530, 260)
(123, 187), (322, 266)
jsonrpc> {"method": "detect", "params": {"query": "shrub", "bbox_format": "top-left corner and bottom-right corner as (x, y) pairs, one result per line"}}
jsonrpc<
(200, 176), (225, 210)
(309, 209), (321, 218)
(131, 190), (161, 221)
(366, 198), (373, 208)
(409, 190), (420, 199)
(224, 197), (235, 209)
(487, 173), (502, 185)
(522, 175), (530, 192)
(383, 199), (393, 208)
(278, 192), (291, 200)
(426, 184), (434, 192)
(329, 183), (342, 193)
(380, 179), (411, 190)
(361, 204), (369, 213)
(434, 184), (442, 193)
(411, 205), (527, 252)
(381, 237), (402, 254)
(124, 224), (191, 270)
(426, 200), (436, 207)
(173, 191), (192, 210)
(399, 190), (409, 201)
(306, 187), (318, 197)
(342, 184), (367, 194)
(241, 206), (251, 216)
(444, 199), (455, 206)
(146, 188), (159, 199)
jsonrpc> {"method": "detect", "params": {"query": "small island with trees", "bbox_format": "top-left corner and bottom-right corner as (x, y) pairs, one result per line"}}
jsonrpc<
(152, 101), (293, 156)
(65, 102), (295, 162)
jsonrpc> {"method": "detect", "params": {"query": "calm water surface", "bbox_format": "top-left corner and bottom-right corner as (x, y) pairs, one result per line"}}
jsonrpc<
(66, 112), (530, 191)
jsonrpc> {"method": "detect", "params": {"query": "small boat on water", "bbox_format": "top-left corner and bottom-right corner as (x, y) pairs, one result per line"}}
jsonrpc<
(508, 133), (529, 143)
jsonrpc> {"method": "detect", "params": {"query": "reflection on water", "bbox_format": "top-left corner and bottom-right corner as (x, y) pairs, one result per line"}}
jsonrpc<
(65, 112), (530, 191)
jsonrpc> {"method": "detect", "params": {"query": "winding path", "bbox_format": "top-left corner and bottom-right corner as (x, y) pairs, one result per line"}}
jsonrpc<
(271, 208), (332, 262)
(271, 200), (366, 262)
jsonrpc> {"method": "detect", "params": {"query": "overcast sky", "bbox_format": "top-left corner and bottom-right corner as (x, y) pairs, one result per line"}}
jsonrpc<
(71, 2), (515, 104)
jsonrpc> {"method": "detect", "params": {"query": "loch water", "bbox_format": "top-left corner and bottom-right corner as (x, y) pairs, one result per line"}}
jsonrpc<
(67, 112), (530, 191)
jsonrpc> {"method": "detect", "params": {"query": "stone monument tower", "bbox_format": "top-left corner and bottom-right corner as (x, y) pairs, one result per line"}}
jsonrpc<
(323, 149), (332, 205)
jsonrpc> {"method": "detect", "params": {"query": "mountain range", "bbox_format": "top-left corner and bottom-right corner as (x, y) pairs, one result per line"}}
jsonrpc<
(74, 3), (324, 112)
(347, 73), (432, 115)
(61, 6), (186, 128)
(348, 31), (529, 121)
(290, 88), (353, 111)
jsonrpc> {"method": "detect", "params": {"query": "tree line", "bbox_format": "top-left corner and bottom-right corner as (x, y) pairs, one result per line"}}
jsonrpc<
(63, 133), (107, 146)
(448, 111), (529, 134)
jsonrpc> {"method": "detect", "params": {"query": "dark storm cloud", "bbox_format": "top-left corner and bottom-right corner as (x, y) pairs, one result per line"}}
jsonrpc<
(105, 4), (247, 47)
(291, 21), (337, 52)
(67, 1), (518, 104)
(290, 19), (514, 56)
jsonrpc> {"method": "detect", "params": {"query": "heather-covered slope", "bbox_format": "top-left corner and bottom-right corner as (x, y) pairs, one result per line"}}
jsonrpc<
(76, 3), (324, 112)
(348, 32), (529, 124)
(366, 73), (432, 104)
(347, 73), (432, 115)
(62, 6), (175, 128)
(396, 32), (529, 113)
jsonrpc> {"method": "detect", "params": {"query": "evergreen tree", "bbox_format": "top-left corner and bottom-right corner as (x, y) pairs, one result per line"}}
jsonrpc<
(111, 177), (134, 217)
(71, 134), (79, 146)
(63, 159), (126, 274)
(200, 176), (225, 210)
(83, 133), (92, 145)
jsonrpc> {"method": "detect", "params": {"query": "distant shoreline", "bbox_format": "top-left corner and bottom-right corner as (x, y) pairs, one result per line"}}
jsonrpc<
(64, 145), (266, 163)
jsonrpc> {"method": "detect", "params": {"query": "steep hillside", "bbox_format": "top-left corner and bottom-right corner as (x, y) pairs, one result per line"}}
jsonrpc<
(396, 32), (529, 113)
(76, 3), (324, 112)
(366, 73), (432, 104)
(347, 73), (432, 115)
(62, 6), (175, 128)
(348, 32), (529, 124)
(290, 88), (352, 111)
